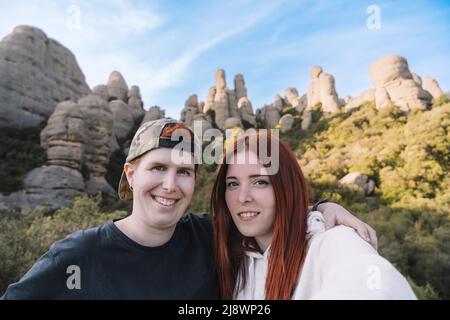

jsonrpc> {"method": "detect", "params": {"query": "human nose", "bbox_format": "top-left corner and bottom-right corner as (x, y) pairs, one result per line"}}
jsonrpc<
(238, 184), (253, 204)
(162, 170), (177, 193)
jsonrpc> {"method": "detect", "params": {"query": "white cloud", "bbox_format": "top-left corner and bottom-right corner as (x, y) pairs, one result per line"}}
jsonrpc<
(1, 0), (448, 119)
(0, 0), (286, 118)
(75, 1), (163, 39)
(134, 0), (287, 114)
(243, 9), (450, 101)
(0, 0), (164, 80)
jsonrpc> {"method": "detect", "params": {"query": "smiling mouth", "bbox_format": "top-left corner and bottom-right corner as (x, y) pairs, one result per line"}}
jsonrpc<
(238, 211), (260, 221)
(151, 195), (179, 207)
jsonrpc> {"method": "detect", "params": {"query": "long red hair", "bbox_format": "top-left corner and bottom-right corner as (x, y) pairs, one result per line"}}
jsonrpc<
(211, 131), (311, 300)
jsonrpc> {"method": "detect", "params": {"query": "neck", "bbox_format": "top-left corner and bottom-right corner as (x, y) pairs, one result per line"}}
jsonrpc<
(255, 234), (272, 253)
(115, 212), (176, 247)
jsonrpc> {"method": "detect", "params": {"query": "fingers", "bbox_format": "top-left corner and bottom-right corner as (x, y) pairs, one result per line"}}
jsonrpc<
(366, 224), (378, 250)
(319, 205), (378, 250)
(355, 223), (371, 244)
(354, 222), (378, 250)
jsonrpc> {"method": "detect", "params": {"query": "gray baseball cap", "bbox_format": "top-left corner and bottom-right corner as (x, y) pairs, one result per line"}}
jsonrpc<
(118, 118), (195, 200)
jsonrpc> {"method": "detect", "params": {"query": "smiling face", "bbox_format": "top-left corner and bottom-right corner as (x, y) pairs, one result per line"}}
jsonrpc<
(225, 150), (276, 251)
(124, 147), (195, 230)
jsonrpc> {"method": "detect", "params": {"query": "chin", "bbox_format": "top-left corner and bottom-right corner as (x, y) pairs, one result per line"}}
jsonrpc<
(151, 216), (179, 228)
(237, 227), (258, 238)
(145, 209), (180, 226)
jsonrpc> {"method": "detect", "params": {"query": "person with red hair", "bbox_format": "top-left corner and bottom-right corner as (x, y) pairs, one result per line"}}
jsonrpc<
(211, 131), (416, 300)
(2, 119), (380, 299)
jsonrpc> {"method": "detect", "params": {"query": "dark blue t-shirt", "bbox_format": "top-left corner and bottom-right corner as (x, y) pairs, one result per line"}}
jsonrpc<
(1, 214), (219, 299)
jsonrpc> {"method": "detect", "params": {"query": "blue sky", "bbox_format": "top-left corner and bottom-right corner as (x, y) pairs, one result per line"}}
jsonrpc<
(0, 0), (449, 118)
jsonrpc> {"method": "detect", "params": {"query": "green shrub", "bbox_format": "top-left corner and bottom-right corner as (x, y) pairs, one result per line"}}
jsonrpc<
(432, 94), (450, 108)
(0, 195), (126, 294)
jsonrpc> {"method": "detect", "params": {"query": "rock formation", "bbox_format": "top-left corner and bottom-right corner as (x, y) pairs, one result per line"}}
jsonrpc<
(93, 85), (109, 101)
(2, 25), (448, 215)
(234, 74), (247, 101)
(180, 94), (202, 126)
(106, 71), (128, 102)
(279, 114), (294, 133)
(108, 99), (135, 141)
(182, 70), (255, 131)
(338, 172), (375, 196)
(0, 25), (90, 128)
(1, 68), (150, 212)
(285, 88), (299, 107)
(128, 85), (145, 120)
(141, 106), (165, 125)
(238, 97), (257, 127)
(345, 57), (445, 111)
(412, 72), (422, 86)
(191, 113), (213, 135)
(224, 117), (242, 130)
(216, 70), (237, 129)
(2, 94), (116, 212)
(92, 71), (145, 141)
(306, 66), (340, 113)
(345, 89), (375, 111)
(301, 109), (312, 130)
(273, 94), (284, 111)
(256, 104), (281, 129)
(201, 69), (255, 130)
(422, 77), (444, 100)
(180, 94), (213, 134)
(369, 55), (432, 111)
(284, 88), (307, 113)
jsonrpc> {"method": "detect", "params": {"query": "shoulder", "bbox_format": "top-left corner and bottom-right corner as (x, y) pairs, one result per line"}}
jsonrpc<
(1, 223), (107, 300)
(49, 223), (106, 262)
(179, 213), (212, 229)
(310, 225), (376, 256)
(178, 213), (213, 241)
(304, 226), (416, 299)
(305, 225), (379, 284)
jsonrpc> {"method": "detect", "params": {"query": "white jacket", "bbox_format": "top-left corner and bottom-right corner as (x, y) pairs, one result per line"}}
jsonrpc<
(234, 211), (417, 300)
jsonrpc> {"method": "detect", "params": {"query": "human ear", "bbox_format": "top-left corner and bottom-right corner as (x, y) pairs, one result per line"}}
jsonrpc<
(124, 162), (135, 188)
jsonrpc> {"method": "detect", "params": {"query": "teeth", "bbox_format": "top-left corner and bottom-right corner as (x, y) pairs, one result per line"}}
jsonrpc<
(239, 211), (259, 218)
(154, 196), (176, 206)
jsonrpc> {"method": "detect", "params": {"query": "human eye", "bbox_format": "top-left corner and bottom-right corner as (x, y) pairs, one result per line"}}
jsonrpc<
(151, 165), (166, 172)
(226, 180), (239, 189)
(177, 168), (193, 176)
(254, 179), (269, 187)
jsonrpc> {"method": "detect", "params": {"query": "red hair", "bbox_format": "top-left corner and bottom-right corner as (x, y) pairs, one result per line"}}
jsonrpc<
(211, 131), (311, 299)
(160, 122), (194, 139)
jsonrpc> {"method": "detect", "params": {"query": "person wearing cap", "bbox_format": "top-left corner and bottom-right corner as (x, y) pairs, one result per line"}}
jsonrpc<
(1, 118), (377, 299)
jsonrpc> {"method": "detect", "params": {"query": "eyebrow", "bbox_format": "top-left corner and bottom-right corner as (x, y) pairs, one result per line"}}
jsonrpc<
(145, 162), (166, 168)
(226, 175), (269, 180)
(177, 166), (195, 171)
(146, 162), (195, 170)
